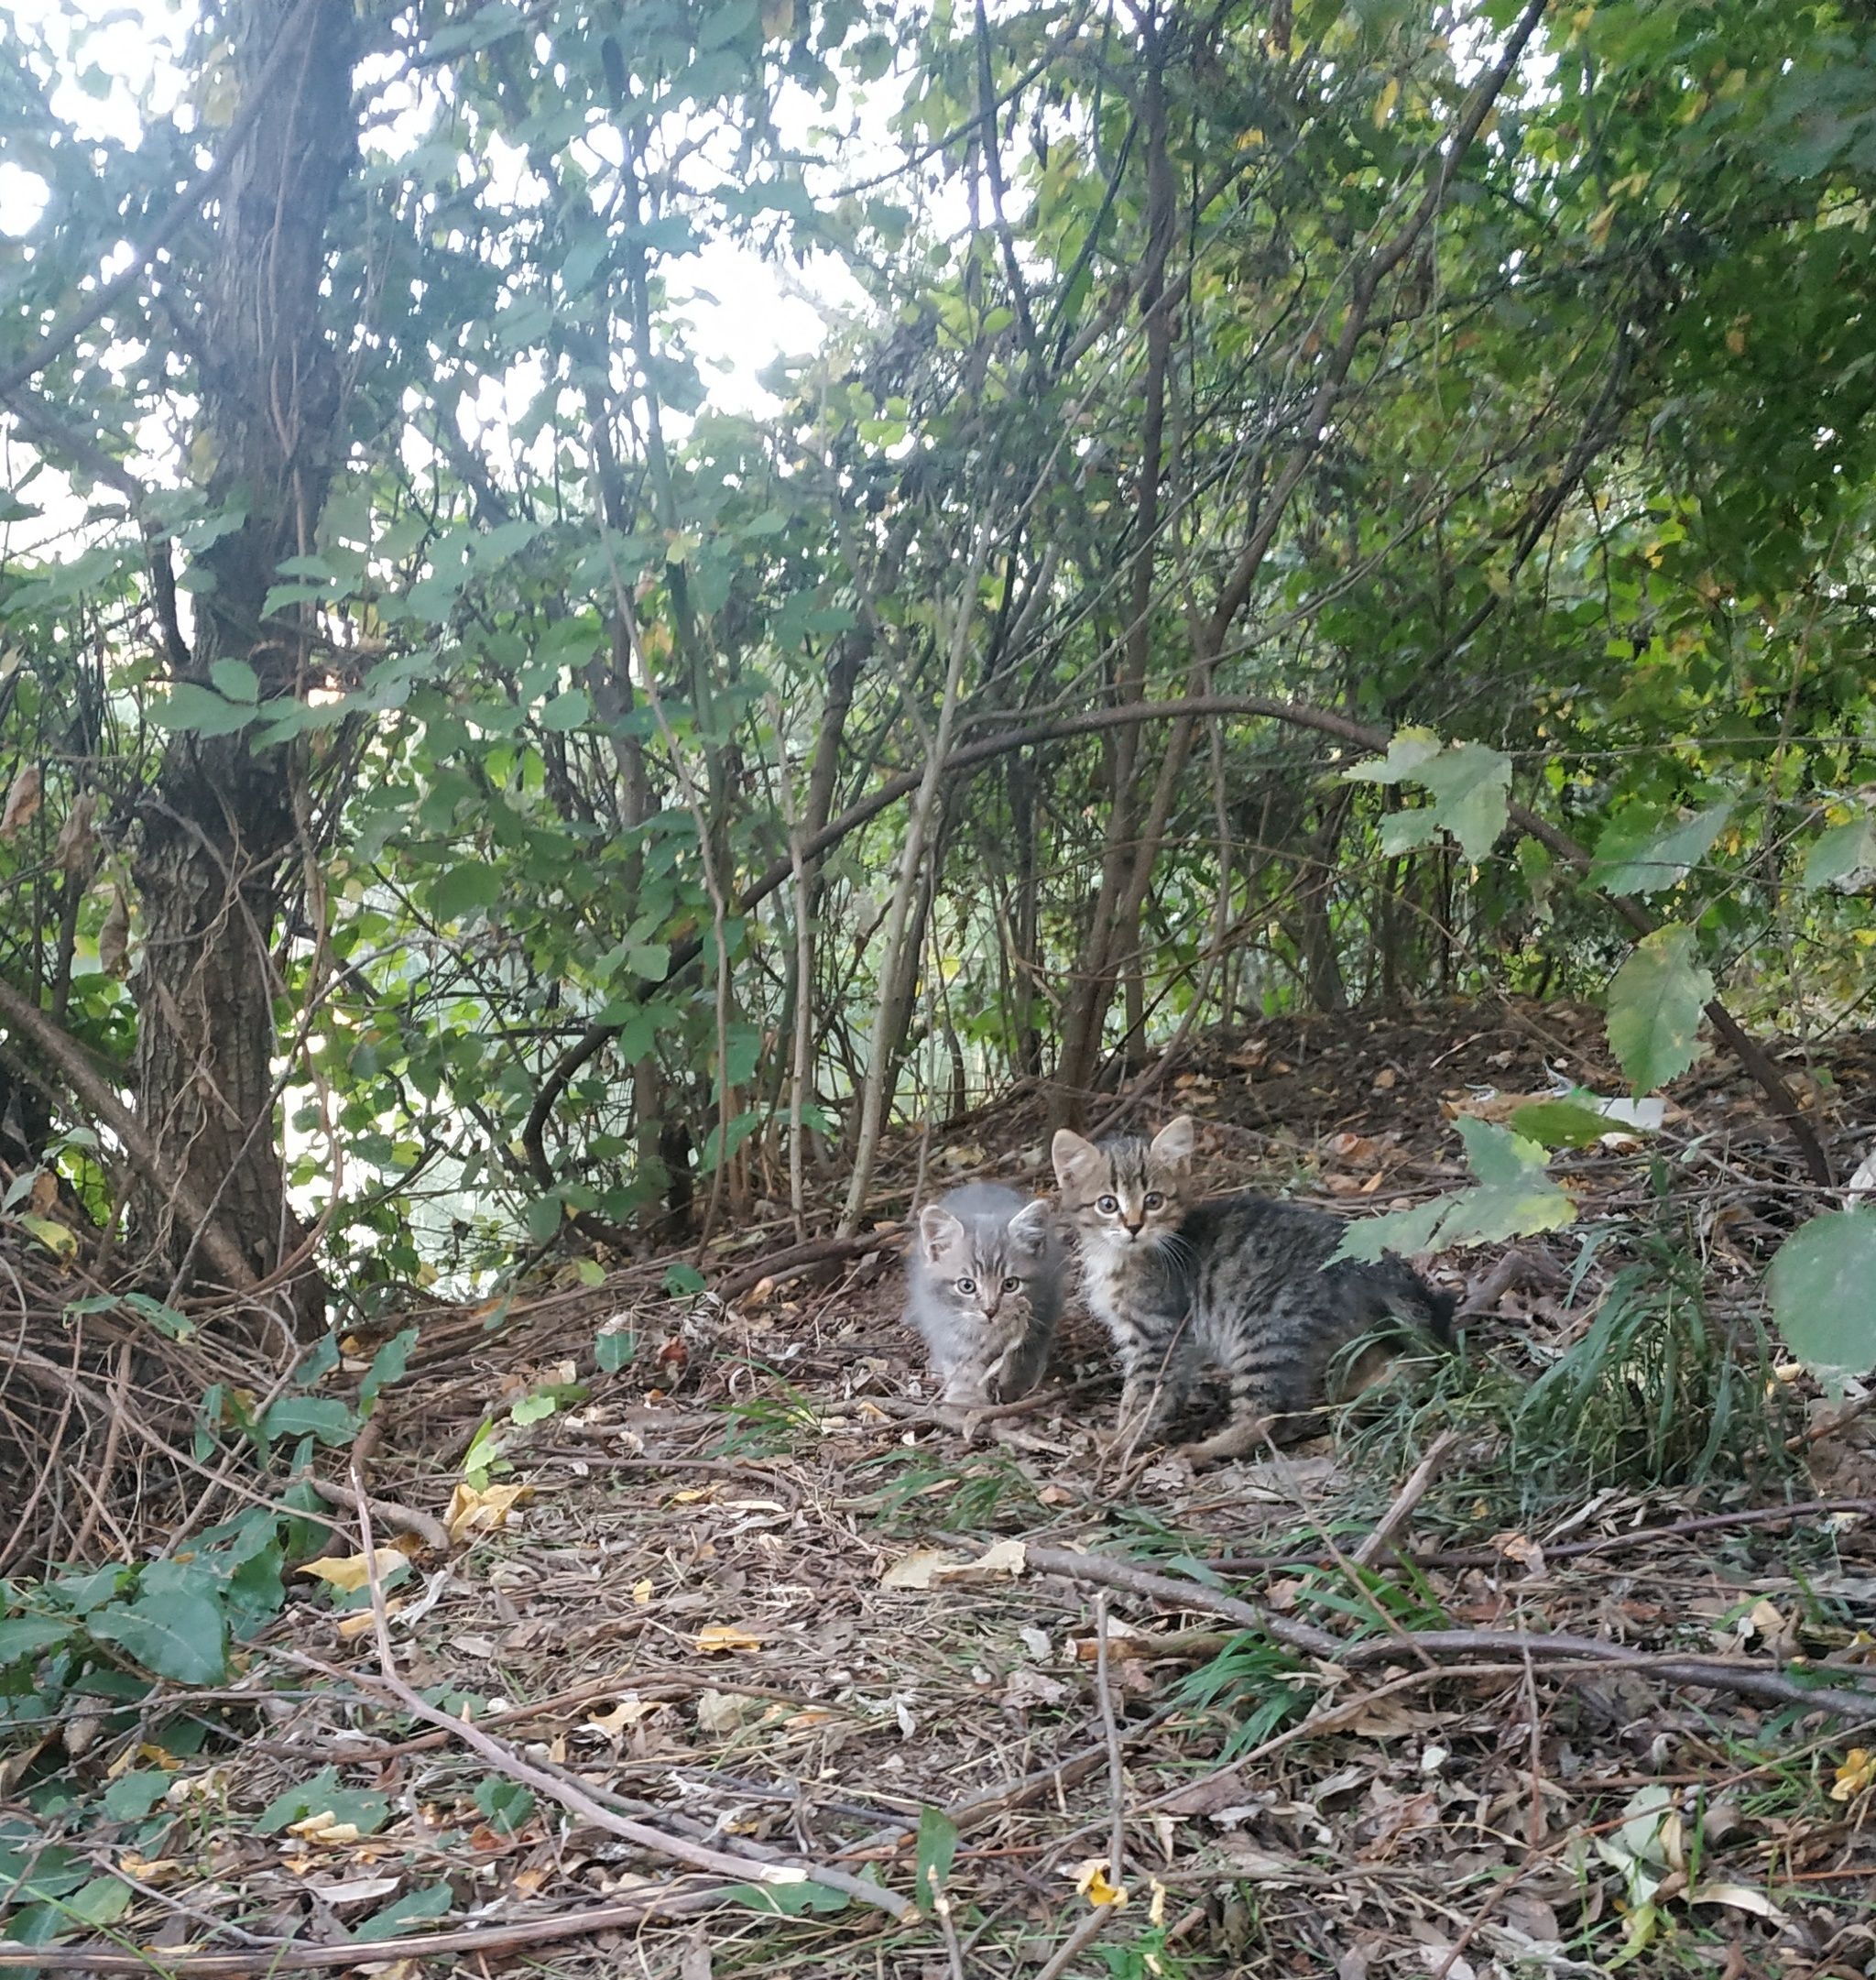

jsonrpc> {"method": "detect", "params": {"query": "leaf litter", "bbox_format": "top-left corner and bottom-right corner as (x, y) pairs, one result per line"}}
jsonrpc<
(5, 1001), (1876, 1978)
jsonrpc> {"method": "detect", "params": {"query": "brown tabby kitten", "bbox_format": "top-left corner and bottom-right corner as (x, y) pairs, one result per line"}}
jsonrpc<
(904, 1183), (1063, 1409)
(1053, 1115), (1452, 1460)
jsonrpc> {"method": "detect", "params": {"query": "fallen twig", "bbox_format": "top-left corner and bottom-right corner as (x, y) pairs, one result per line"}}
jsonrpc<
(1093, 1592), (1127, 1887)
(304, 1477), (449, 1552)
(1352, 1428), (1464, 1568)
(1033, 1906), (1117, 1980)
(0, 1888), (736, 1972)
(1020, 1544), (1338, 1656)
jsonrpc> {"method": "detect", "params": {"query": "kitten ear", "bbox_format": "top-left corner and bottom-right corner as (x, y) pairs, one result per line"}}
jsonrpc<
(1052, 1128), (1103, 1192)
(1007, 1198), (1053, 1253)
(919, 1206), (964, 1262)
(1150, 1115), (1195, 1166)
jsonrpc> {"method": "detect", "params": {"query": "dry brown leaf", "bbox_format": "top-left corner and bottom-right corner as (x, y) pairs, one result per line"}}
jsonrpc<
(289, 1813), (363, 1846)
(0, 765), (42, 840)
(445, 1481), (530, 1543)
(587, 1699), (658, 1737)
(878, 1548), (962, 1590)
(694, 1623), (764, 1654)
(335, 1603), (402, 1640)
(97, 888), (131, 978)
(931, 1537), (1027, 1584)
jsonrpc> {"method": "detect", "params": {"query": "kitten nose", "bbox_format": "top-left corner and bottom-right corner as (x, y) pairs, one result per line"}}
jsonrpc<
(1123, 1218), (1142, 1237)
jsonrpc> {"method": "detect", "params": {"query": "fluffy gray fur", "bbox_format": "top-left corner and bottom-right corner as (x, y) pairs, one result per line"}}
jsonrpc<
(1053, 1115), (1453, 1460)
(904, 1182), (1063, 1408)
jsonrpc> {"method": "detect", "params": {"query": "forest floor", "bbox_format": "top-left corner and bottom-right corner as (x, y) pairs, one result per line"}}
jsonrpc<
(8, 997), (1876, 1980)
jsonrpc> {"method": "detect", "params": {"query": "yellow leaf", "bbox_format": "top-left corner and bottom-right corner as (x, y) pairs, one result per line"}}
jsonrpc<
(289, 1813), (362, 1845)
(16, 1215), (76, 1261)
(1065, 1858), (1129, 1908)
(669, 1486), (715, 1504)
(445, 1480), (530, 1543)
(587, 1699), (657, 1736)
(298, 1548), (406, 1593)
(118, 1855), (182, 1885)
(1374, 76), (1399, 126)
(1831, 1749), (1875, 1802)
(632, 1579), (654, 1605)
(337, 1603), (401, 1639)
(695, 1623), (764, 1654)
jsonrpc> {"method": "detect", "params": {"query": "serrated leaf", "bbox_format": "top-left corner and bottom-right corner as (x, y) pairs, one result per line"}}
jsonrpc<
(88, 1592), (227, 1683)
(1348, 732), (1511, 863)
(1333, 1119), (1573, 1263)
(1766, 1209), (1876, 1396)
(1588, 801), (1734, 895)
(1606, 924), (1713, 1094)
(1803, 815), (1876, 892)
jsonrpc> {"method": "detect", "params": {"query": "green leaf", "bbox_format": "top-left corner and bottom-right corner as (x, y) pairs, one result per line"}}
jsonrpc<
(258, 1396), (360, 1447)
(1509, 1099), (1628, 1150)
(626, 943), (670, 982)
(123, 1290), (195, 1340)
(595, 1326), (637, 1373)
(1767, 1209), (1876, 1396)
(1605, 924), (1713, 1094)
(509, 1390), (558, 1426)
(664, 1261), (707, 1297)
(474, 1775), (536, 1833)
(0, 1614), (77, 1666)
(1588, 802), (1734, 895)
(915, 1804), (959, 1909)
(56, 1874), (135, 1929)
(540, 688), (591, 731)
(104, 1770), (174, 1821)
(147, 682), (259, 736)
(726, 1876), (850, 1916)
(1347, 731), (1511, 863)
(352, 1882), (454, 1942)
(1334, 1118), (1574, 1263)
(208, 658), (260, 703)
(429, 862), (503, 922)
(88, 1590), (227, 1683)
(256, 1766), (392, 1838)
(360, 1327), (419, 1406)
(1803, 815), (1876, 892)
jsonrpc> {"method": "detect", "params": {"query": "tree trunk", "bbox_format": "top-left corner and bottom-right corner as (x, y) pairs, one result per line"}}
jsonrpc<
(132, 0), (356, 1317)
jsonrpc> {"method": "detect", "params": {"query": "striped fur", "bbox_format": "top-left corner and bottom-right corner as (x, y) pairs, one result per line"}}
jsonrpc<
(1053, 1115), (1452, 1460)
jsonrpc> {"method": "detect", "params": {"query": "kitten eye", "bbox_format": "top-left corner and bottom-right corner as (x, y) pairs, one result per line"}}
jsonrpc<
(955, 1276), (976, 1295)
(1002, 1275), (1022, 1292)
(1143, 1191), (1163, 1209)
(1096, 1194), (1119, 1214)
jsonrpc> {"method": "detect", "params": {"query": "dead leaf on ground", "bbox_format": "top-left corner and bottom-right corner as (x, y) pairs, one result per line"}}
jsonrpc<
(878, 1548), (962, 1590)
(299, 1548), (407, 1593)
(694, 1623), (765, 1654)
(445, 1481), (531, 1543)
(931, 1537), (1028, 1583)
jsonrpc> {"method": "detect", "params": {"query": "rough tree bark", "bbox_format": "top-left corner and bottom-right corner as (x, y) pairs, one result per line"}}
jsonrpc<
(132, 0), (357, 1313)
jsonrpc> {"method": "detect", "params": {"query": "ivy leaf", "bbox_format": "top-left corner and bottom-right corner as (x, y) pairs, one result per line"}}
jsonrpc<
(1346, 730), (1511, 863)
(1802, 815), (1876, 892)
(1588, 801), (1734, 895)
(1766, 1209), (1876, 1396)
(1606, 924), (1713, 1094)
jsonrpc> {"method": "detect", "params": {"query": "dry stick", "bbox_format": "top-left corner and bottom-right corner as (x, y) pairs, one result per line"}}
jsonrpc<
(714, 1227), (907, 1301)
(1021, 1544), (1337, 1657)
(303, 1477), (449, 1552)
(0, 977), (254, 1288)
(1033, 1909), (1118, 1980)
(1093, 1592), (1127, 1891)
(326, 1478), (916, 1921)
(1351, 1428), (1465, 1569)
(0, 1891), (737, 1975)
(1016, 1546), (1876, 1719)
(931, 1867), (968, 1980)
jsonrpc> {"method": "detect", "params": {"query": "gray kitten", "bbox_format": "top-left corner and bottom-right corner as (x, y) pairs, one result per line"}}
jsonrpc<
(904, 1183), (1063, 1409)
(1053, 1115), (1452, 1461)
